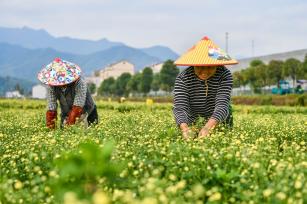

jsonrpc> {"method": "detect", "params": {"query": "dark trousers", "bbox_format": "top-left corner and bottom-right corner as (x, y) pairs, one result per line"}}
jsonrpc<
(87, 105), (98, 126)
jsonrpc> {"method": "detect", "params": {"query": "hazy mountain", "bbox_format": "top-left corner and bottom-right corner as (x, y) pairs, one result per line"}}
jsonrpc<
(141, 45), (179, 61)
(0, 75), (35, 96)
(0, 26), (125, 55)
(82, 46), (161, 71)
(0, 43), (161, 82)
(0, 43), (76, 82)
(0, 26), (179, 59)
(0, 26), (180, 84)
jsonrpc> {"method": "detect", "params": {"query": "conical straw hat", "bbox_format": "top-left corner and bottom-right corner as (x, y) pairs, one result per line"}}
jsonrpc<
(38, 58), (82, 86)
(175, 36), (238, 66)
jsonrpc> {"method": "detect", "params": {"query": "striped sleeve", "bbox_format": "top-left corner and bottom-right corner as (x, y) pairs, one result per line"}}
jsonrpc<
(210, 70), (233, 122)
(173, 76), (190, 125)
(46, 86), (57, 111)
(73, 77), (87, 107)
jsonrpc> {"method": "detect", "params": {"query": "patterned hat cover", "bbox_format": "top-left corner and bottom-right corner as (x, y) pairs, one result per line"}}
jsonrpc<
(37, 58), (82, 86)
(175, 36), (238, 66)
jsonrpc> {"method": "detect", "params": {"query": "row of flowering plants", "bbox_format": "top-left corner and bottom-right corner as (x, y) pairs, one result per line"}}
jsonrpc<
(0, 99), (306, 203)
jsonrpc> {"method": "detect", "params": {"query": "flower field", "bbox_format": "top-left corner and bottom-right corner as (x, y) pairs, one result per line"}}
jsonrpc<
(0, 99), (306, 204)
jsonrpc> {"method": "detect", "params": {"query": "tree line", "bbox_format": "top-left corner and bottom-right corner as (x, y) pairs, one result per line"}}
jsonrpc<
(233, 55), (307, 92)
(90, 60), (180, 97)
(88, 55), (307, 96)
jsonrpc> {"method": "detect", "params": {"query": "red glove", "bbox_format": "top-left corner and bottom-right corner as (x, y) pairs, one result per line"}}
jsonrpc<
(46, 110), (57, 129)
(67, 106), (83, 125)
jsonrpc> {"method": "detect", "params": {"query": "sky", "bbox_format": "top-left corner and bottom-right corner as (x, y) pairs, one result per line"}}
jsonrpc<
(0, 0), (307, 58)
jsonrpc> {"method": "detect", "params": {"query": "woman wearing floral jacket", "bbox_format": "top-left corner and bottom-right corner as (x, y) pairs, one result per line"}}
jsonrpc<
(38, 58), (98, 129)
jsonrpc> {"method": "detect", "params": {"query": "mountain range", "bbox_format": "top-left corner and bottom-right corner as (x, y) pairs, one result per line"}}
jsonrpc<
(0, 26), (179, 83)
(0, 75), (35, 96)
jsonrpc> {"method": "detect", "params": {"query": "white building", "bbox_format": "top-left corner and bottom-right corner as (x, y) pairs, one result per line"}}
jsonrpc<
(86, 60), (135, 87)
(85, 76), (102, 89)
(100, 60), (135, 80)
(32, 84), (47, 99)
(149, 62), (164, 74)
(5, 91), (23, 98)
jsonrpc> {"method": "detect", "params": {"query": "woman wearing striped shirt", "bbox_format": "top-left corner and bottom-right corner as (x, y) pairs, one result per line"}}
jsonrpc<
(173, 36), (238, 140)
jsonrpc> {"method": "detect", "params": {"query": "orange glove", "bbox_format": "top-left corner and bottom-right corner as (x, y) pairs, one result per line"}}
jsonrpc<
(46, 110), (57, 129)
(67, 106), (83, 125)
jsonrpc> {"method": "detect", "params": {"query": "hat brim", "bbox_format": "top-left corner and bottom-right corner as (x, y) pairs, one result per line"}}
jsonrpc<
(174, 36), (238, 66)
(175, 62), (238, 66)
(37, 59), (82, 86)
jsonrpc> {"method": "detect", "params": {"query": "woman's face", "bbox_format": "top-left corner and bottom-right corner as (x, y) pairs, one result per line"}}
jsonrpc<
(194, 66), (217, 80)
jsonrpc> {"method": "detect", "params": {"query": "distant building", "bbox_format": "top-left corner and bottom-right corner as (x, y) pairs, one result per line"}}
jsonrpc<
(5, 91), (23, 98)
(100, 60), (135, 80)
(85, 76), (102, 89)
(149, 62), (164, 74)
(230, 49), (307, 73)
(32, 84), (47, 99)
(86, 60), (135, 87)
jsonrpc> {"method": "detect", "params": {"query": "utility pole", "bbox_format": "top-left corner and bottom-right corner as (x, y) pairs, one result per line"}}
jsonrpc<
(225, 32), (229, 53)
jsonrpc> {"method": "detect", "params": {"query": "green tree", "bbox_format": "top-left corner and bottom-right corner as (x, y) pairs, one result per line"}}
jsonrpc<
(87, 82), (96, 95)
(246, 66), (261, 93)
(98, 77), (116, 96)
(115, 73), (132, 96)
(254, 63), (268, 88)
(243, 60), (266, 93)
(151, 73), (161, 93)
(282, 58), (301, 87)
(250, 59), (264, 67)
(127, 73), (142, 95)
(159, 60), (179, 92)
(14, 83), (24, 95)
(300, 54), (307, 79)
(140, 67), (153, 95)
(233, 71), (243, 88)
(240, 69), (249, 86)
(267, 60), (284, 87)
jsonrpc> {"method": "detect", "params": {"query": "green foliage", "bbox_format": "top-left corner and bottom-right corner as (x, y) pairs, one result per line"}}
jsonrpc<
(283, 58), (301, 86)
(97, 61), (180, 97)
(140, 67), (153, 95)
(159, 60), (180, 92)
(14, 83), (24, 95)
(87, 82), (96, 95)
(115, 73), (132, 96)
(97, 77), (116, 96)
(250, 59), (264, 67)
(0, 99), (306, 203)
(267, 60), (284, 86)
(232, 94), (307, 107)
(233, 71), (244, 88)
(237, 57), (307, 94)
(0, 76), (35, 96)
(127, 73), (142, 94)
(303, 54), (307, 79)
(151, 73), (161, 92)
(51, 141), (120, 202)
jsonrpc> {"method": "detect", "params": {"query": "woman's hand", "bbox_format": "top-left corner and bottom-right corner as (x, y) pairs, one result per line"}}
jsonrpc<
(46, 110), (57, 129)
(197, 118), (218, 139)
(67, 106), (83, 125)
(198, 126), (210, 139)
(180, 123), (194, 140)
(182, 129), (195, 140)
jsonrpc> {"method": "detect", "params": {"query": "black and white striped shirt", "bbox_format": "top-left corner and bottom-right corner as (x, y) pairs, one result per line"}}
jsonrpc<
(173, 66), (233, 125)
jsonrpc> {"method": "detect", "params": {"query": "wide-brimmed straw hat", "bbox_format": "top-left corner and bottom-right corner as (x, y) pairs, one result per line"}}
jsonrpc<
(37, 58), (82, 86)
(175, 36), (238, 66)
